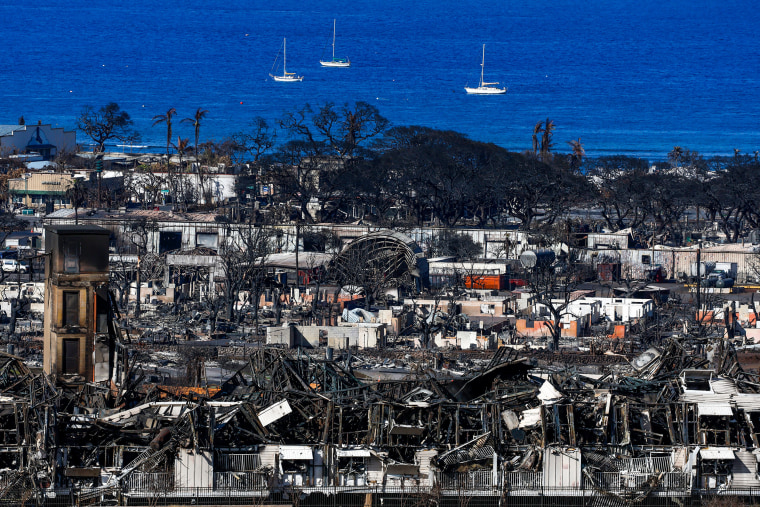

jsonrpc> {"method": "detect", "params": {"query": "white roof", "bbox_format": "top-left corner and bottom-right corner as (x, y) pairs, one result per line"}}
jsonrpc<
(700, 448), (735, 460)
(336, 448), (372, 458)
(698, 403), (733, 416)
(280, 445), (313, 460)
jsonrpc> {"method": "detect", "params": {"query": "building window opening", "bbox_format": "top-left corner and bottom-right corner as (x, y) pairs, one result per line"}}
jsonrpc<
(62, 338), (80, 374)
(63, 291), (80, 327)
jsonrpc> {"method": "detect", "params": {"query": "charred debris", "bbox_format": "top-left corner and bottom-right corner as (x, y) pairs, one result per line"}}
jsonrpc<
(1, 336), (760, 504)
(5, 225), (760, 504)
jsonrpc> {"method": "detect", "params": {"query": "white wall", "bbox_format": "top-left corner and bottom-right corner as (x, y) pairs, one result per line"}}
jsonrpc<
(174, 448), (213, 488)
(0, 124), (76, 155)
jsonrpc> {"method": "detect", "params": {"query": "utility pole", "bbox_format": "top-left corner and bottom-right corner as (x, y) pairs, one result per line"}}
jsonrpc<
(95, 155), (104, 208)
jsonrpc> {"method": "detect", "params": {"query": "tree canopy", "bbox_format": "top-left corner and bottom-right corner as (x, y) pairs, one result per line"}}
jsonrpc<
(77, 102), (136, 153)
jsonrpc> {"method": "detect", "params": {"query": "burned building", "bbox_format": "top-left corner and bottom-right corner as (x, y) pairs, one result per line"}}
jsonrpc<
(42, 225), (118, 382)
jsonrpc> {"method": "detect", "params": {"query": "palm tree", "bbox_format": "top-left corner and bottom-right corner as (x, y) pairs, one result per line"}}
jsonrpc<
(567, 137), (585, 171)
(181, 108), (209, 161)
(668, 146), (683, 168)
(540, 118), (555, 160)
(532, 121), (543, 156)
(171, 137), (192, 210)
(65, 179), (89, 224)
(172, 137), (192, 172)
(152, 108), (177, 166)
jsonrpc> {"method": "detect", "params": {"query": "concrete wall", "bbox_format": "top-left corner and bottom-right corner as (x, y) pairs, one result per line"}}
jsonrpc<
(266, 326), (294, 347)
(296, 324), (386, 349)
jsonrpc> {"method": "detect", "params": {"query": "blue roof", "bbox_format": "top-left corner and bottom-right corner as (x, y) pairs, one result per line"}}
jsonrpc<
(7, 231), (41, 238)
(0, 125), (24, 136)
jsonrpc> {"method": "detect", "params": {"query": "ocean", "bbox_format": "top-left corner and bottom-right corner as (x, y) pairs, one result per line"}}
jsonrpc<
(1, 0), (759, 159)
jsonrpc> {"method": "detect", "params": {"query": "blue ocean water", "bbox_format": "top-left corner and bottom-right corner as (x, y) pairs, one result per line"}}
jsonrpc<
(1, 0), (758, 159)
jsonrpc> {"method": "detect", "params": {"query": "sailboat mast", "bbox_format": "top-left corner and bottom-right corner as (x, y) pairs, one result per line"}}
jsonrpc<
(332, 19), (336, 60)
(283, 38), (287, 74)
(480, 44), (485, 87)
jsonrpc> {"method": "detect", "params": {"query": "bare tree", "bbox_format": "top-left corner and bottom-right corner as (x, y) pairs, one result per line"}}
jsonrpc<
(64, 179), (89, 224)
(218, 225), (273, 325)
(77, 102), (136, 153)
(521, 242), (586, 351)
(127, 218), (159, 318)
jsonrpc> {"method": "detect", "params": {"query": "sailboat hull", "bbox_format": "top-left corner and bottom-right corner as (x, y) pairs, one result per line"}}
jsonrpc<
(320, 59), (351, 67)
(272, 74), (304, 82)
(465, 85), (507, 95)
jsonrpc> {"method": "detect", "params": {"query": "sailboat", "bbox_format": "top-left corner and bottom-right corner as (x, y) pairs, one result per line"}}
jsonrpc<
(464, 44), (506, 95)
(270, 38), (304, 82)
(319, 19), (350, 67)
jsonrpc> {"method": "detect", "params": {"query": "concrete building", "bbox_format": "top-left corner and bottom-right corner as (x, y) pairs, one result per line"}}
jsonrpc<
(43, 225), (113, 381)
(8, 172), (75, 209)
(0, 123), (76, 160)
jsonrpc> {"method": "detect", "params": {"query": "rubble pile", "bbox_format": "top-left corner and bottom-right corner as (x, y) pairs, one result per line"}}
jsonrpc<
(0, 336), (758, 504)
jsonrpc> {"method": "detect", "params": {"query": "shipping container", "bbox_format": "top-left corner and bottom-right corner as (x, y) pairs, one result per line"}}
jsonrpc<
(464, 274), (509, 290)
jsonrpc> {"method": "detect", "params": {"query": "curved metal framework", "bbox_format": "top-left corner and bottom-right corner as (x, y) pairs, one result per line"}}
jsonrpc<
(333, 230), (429, 291)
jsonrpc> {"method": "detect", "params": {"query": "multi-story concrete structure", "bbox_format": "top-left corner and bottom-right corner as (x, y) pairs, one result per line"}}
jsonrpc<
(42, 225), (112, 381)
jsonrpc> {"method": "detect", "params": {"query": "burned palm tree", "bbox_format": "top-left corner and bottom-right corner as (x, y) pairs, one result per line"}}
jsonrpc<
(567, 137), (585, 171)
(152, 107), (177, 167)
(181, 107), (209, 161)
(171, 137), (193, 210)
(668, 145), (683, 168)
(540, 118), (555, 161)
(172, 136), (192, 172)
(532, 120), (543, 156)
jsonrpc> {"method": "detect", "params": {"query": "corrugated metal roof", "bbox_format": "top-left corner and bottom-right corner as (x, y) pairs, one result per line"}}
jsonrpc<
(711, 377), (740, 395)
(732, 450), (760, 488)
(0, 125), (24, 136)
(680, 392), (760, 412)
(700, 448), (735, 460)
(44, 208), (223, 223)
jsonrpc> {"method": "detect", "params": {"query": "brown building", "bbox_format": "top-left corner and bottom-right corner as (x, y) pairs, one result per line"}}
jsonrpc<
(43, 225), (113, 381)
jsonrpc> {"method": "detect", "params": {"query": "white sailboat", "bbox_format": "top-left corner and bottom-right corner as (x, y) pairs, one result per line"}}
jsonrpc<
(320, 19), (350, 67)
(464, 44), (506, 95)
(270, 38), (304, 82)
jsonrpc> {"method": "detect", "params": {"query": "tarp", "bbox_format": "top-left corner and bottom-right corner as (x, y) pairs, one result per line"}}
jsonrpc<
(700, 448), (735, 460)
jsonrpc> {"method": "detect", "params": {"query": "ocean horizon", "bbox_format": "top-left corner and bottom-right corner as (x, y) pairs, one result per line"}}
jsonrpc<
(1, 0), (759, 160)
